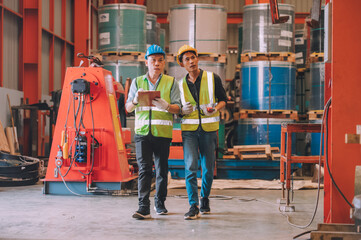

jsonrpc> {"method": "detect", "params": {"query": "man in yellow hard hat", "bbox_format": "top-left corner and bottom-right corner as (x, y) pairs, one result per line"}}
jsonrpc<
(125, 45), (181, 220)
(177, 45), (227, 220)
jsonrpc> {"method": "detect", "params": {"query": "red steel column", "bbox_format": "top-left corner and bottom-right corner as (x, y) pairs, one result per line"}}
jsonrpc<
(22, 0), (41, 103)
(49, 0), (54, 93)
(61, 0), (66, 85)
(73, 0), (89, 67)
(324, 0), (361, 223)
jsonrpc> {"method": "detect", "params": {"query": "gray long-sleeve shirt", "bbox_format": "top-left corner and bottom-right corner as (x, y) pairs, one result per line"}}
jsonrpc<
(126, 72), (181, 108)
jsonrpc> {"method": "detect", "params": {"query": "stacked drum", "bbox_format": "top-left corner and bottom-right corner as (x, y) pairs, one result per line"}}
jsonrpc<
(98, 3), (147, 86)
(168, 4), (227, 82)
(237, 4), (296, 150)
(308, 7), (325, 156)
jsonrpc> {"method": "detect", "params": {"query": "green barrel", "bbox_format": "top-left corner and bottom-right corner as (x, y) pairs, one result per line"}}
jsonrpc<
(159, 28), (165, 50)
(98, 4), (146, 53)
(156, 22), (160, 45)
(103, 60), (146, 84)
(146, 14), (157, 49)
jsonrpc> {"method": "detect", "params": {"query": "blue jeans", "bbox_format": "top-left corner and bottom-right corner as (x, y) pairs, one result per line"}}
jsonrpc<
(182, 128), (217, 206)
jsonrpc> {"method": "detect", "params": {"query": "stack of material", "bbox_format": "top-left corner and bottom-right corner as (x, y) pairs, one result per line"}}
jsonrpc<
(0, 120), (40, 187)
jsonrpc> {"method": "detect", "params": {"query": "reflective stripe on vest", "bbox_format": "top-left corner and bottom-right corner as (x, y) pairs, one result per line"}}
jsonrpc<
(179, 71), (220, 132)
(135, 74), (174, 138)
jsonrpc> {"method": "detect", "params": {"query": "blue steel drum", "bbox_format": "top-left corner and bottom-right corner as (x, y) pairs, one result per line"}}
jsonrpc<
(310, 120), (324, 156)
(236, 118), (295, 150)
(241, 61), (296, 110)
(309, 62), (325, 110)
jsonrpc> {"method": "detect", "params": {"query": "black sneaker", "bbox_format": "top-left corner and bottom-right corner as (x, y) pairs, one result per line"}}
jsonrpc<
(184, 204), (200, 220)
(132, 207), (151, 220)
(154, 202), (168, 215)
(200, 197), (210, 214)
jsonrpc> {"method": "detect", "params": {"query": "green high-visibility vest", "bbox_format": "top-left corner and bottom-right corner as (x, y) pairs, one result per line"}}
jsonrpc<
(135, 74), (174, 138)
(179, 71), (220, 132)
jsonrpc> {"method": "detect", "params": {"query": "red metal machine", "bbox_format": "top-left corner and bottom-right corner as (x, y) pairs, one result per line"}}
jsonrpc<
(43, 56), (136, 195)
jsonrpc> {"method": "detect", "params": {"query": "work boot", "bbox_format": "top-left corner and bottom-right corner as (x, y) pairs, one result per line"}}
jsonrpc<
(132, 206), (151, 220)
(184, 203), (200, 220)
(200, 197), (210, 214)
(154, 202), (168, 215)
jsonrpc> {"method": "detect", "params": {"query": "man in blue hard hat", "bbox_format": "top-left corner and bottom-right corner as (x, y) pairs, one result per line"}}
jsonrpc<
(177, 45), (227, 220)
(125, 44), (181, 220)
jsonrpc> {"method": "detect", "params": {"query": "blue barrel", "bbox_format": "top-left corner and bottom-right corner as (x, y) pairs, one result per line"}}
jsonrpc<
(310, 120), (324, 156)
(309, 62), (325, 110)
(241, 61), (296, 110)
(236, 118), (295, 150)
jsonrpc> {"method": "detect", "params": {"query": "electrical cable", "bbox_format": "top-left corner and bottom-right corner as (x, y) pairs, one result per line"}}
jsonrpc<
(78, 94), (95, 176)
(324, 98), (353, 208)
(279, 98), (328, 229)
(58, 166), (84, 197)
(292, 230), (313, 239)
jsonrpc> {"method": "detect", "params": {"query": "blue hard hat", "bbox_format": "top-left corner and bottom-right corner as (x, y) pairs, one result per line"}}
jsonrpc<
(145, 44), (166, 60)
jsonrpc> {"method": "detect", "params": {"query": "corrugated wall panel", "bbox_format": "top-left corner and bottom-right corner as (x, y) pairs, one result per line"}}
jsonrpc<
(42, 0), (50, 29)
(41, 32), (50, 95)
(66, 0), (74, 42)
(54, 0), (62, 36)
(66, 44), (73, 68)
(282, 0), (324, 12)
(3, 0), (19, 13)
(3, 11), (19, 90)
(92, 8), (98, 51)
(54, 38), (62, 91)
(147, 0), (178, 12)
(216, 0), (243, 12)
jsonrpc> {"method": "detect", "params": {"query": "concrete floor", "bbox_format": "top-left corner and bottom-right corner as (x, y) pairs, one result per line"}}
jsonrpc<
(0, 182), (323, 240)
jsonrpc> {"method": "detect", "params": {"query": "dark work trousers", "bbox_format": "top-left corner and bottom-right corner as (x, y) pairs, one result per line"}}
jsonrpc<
(135, 133), (171, 209)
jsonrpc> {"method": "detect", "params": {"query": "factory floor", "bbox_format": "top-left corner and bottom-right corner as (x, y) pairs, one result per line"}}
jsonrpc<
(0, 182), (323, 240)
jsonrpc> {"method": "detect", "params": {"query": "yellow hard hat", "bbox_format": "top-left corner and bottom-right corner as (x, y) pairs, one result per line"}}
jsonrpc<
(176, 45), (198, 65)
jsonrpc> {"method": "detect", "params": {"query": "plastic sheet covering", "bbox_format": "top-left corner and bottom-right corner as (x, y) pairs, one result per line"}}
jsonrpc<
(169, 4), (227, 54)
(103, 60), (146, 84)
(236, 118), (295, 149)
(168, 62), (226, 87)
(237, 23), (243, 63)
(146, 14), (157, 49)
(242, 4), (295, 53)
(309, 62), (325, 110)
(156, 22), (160, 45)
(310, 7), (325, 53)
(98, 4), (146, 52)
(241, 61), (296, 110)
(295, 29), (308, 68)
(159, 29), (165, 50)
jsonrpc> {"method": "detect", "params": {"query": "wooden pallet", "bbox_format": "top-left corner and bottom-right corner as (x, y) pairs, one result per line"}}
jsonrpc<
(241, 52), (295, 63)
(309, 52), (324, 63)
(308, 110), (324, 120)
(236, 109), (299, 120)
(311, 223), (361, 240)
(168, 53), (227, 63)
(227, 145), (280, 160)
(95, 52), (146, 62)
